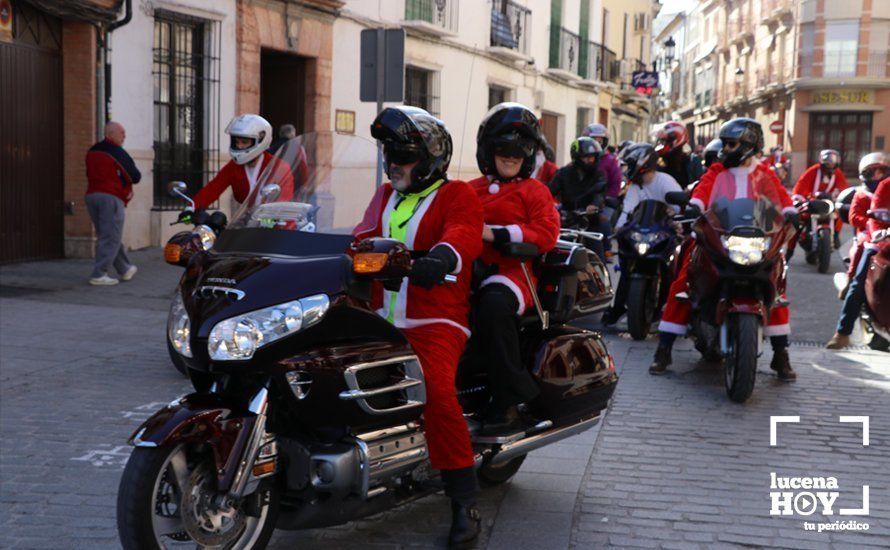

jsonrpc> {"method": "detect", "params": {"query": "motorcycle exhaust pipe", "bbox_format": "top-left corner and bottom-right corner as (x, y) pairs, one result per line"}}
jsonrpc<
(488, 414), (602, 466)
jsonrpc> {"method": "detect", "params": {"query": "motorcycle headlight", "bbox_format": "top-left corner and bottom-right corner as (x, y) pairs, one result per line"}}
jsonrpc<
(167, 292), (192, 358)
(630, 231), (644, 243)
(636, 242), (650, 255)
(208, 294), (330, 361)
(194, 225), (216, 251)
(721, 235), (770, 265)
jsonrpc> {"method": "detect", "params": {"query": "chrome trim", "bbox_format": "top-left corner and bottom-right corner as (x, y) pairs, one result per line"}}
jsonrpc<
(520, 262), (549, 330)
(341, 356), (426, 415)
(488, 414), (602, 465)
(248, 386), (269, 414)
(132, 427), (158, 448)
(194, 286), (246, 301)
(230, 386), (270, 497)
(355, 437), (371, 499)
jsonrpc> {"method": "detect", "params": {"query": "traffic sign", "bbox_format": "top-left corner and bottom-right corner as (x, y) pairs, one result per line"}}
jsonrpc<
(769, 120), (784, 134)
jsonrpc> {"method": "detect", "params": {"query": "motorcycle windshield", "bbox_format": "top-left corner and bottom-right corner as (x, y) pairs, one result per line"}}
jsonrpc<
(629, 199), (672, 227)
(217, 132), (380, 256)
(704, 168), (786, 235)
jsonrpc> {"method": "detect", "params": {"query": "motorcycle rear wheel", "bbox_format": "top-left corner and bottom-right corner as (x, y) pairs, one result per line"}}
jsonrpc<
(817, 229), (832, 274)
(117, 445), (278, 549)
(478, 454), (526, 486)
(725, 313), (759, 403)
(627, 278), (655, 340)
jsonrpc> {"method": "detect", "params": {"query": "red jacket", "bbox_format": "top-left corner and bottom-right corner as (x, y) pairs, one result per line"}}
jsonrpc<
(470, 176), (561, 314)
(353, 180), (483, 335)
(690, 162), (794, 215)
(85, 139), (142, 204)
(792, 164), (848, 201)
(868, 178), (890, 235)
(194, 152), (297, 209)
(850, 188), (874, 233)
(534, 160), (559, 186)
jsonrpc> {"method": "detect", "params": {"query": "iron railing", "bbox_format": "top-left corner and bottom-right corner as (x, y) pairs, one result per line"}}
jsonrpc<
(866, 51), (889, 78)
(490, 0), (531, 55)
(582, 41), (618, 82)
(404, 0), (459, 33)
(550, 26), (580, 74)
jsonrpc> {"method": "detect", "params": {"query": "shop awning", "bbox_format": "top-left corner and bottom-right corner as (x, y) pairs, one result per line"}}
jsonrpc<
(24, 0), (123, 24)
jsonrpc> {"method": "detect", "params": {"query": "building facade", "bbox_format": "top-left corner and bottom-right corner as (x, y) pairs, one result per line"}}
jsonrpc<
(658, 0), (889, 181)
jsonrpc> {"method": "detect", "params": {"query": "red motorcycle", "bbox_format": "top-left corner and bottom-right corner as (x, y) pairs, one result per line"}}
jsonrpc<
(794, 192), (837, 274)
(684, 194), (796, 402)
(864, 212), (890, 350)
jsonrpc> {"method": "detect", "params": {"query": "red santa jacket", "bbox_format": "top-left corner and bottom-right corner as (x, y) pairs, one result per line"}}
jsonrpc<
(690, 162), (794, 215)
(85, 139), (142, 204)
(470, 176), (561, 314)
(850, 188), (874, 234)
(792, 164), (848, 201)
(194, 152), (297, 209)
(868, 178), (890, 235)
(534, 160), (559, 186)
(353, 180), (483, 335)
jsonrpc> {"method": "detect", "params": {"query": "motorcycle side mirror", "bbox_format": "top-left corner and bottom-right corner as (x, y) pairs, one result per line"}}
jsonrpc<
(350, 238), (412, 281)
(604, 196), (621, 209)
(665, 191), (689, 207)
(168, 181), (195, 210)
(261, 183), (281, 203)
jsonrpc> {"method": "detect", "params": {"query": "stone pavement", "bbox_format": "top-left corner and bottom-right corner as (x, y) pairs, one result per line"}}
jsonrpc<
(1, 247), (889, 549)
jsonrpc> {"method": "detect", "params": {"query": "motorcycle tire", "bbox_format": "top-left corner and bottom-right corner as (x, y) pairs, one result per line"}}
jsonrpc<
(627, 278), (654, 340)
(117, 445), (279, 550)
(725, 313), (759, 403)
(166, 338), (189, 377)
(477, 454), (526, 486)
(817, 229), (832, 274)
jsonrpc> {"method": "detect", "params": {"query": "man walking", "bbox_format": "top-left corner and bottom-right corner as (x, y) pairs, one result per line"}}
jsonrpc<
(85, 121), (141, 285)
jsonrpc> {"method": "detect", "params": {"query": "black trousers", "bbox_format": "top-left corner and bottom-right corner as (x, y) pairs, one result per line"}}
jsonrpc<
(473, 284), (540, 410)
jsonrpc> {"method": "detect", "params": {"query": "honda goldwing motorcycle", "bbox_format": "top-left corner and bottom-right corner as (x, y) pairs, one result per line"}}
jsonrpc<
(613, 192), (687, 340)
(794, 192), (837, 273)
(683, 193), (795, 403)
(117, 133), (618, 548)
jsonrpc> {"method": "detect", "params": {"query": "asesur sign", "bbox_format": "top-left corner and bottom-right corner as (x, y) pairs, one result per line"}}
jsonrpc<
(769, 120), (784, 134)
(811, 89), (873, 105)
(632, 71), (659, 96)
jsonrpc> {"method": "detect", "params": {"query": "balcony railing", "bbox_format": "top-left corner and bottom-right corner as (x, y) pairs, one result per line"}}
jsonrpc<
(404, 0), (459, 34)
(550, 26), (580, 75)
(582, 41), (619, 82)
(490, 0), (531, 55)
(867, 51), (889, 78)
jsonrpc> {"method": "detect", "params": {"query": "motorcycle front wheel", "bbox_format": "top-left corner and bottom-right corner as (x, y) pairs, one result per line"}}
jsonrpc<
(117, 444), (278, 549)
(725, 313), (759, 403)
(817, 228), (832, 274)
(626, 277), (655, 340)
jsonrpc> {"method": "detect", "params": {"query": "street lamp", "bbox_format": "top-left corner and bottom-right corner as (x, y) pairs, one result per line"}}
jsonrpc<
(734, 67), (745, 82)
(664, 36), (676, 65)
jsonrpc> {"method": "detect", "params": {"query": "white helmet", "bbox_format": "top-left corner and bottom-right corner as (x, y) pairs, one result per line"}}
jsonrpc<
(859, 151), (888, 176)
(226, 114), (272, 165)
(583, 123), (608, 138)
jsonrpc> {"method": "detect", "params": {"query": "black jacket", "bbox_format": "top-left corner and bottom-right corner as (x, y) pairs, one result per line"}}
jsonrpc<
(548, 164), (607, 211)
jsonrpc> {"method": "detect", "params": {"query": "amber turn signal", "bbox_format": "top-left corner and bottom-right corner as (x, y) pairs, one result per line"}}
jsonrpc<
(164, 243), (182, 265)
(252, 460), (276, 477)
(353, 253), (389, 274)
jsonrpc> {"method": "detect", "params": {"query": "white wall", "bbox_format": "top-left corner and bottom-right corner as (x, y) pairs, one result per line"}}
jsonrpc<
(109, 0), (238, 249)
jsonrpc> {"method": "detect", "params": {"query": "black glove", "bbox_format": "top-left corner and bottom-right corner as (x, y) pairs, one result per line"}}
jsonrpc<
(177, 209), (194, 223)
(784, 210), (801, 230)
(685, 204), (702, 219)
(409, 246), (457, 289)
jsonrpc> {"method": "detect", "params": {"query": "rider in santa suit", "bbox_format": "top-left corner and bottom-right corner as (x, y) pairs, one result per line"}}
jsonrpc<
(467, 103), (561, 436)
(353, 106), (484, 547)
(183, 114), (298, 215)
(650, 118), (799, 381)
(792, 149), (848, 249)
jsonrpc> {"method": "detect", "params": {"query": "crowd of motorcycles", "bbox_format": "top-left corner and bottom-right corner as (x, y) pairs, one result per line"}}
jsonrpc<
(113, 133), (888, 549)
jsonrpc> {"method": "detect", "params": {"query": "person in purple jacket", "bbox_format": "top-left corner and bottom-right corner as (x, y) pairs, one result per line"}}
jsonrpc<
(583, 123), (622, 198)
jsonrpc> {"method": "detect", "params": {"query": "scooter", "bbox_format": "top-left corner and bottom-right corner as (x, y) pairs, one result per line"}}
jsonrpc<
(613, 192), (687, 340)
(684, 194), (796, 402)
(795, 192), (837, 274)
(116, 133), (619, 548)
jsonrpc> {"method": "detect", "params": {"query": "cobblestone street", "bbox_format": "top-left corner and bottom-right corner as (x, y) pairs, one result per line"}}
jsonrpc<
(1, 247), (889, 549)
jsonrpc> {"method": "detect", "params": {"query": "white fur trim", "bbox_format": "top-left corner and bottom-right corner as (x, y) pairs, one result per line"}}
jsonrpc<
(489, 183), (500, 194)
(689, 197), (705, 211)
(434, 242), (462, 274)
(763, 323), (791, 336)
(480, 275), (526, 314)
(506, 224), (524, 243)
(405, 188), (440, 249)
(380, 192), (398, 238)
(658, 320), (688, 335)
(400, 317), (471, 337)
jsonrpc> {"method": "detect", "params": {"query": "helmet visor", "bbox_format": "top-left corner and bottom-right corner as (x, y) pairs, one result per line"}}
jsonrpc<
(383, 143), (426, 166)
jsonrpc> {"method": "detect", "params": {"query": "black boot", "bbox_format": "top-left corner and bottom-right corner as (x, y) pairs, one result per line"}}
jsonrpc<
(480, 405), (524, 437)
(770, 349), (796, 381)
(649, 345), (672, 375)
(442, 467), (481, 548)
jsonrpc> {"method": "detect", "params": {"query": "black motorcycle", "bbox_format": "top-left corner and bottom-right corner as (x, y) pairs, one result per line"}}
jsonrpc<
(613, 193), (687, 340)
(116, 134), (618, 548)
(795, 192), (837, 273)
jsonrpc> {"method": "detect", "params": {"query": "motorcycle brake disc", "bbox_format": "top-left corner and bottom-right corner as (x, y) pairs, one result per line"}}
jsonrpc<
(180, 464), (246, 546)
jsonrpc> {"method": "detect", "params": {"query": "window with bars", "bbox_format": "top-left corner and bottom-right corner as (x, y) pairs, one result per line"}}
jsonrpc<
(405, 66), (440, 116)
(488, 85), (510, 109)
(152, 11), (221, 209)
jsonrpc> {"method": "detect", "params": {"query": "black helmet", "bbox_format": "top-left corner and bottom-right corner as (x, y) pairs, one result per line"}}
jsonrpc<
(570, 136), (602, 163)
(704, 138), (722, 168)
(620, 143), (658, 184)
(371, 106), (452, 193)
(476, 102), (542, 180)
(717, 118), (764, 168)
(617, 140), (634, 154)
(819, 149), (841, 172)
